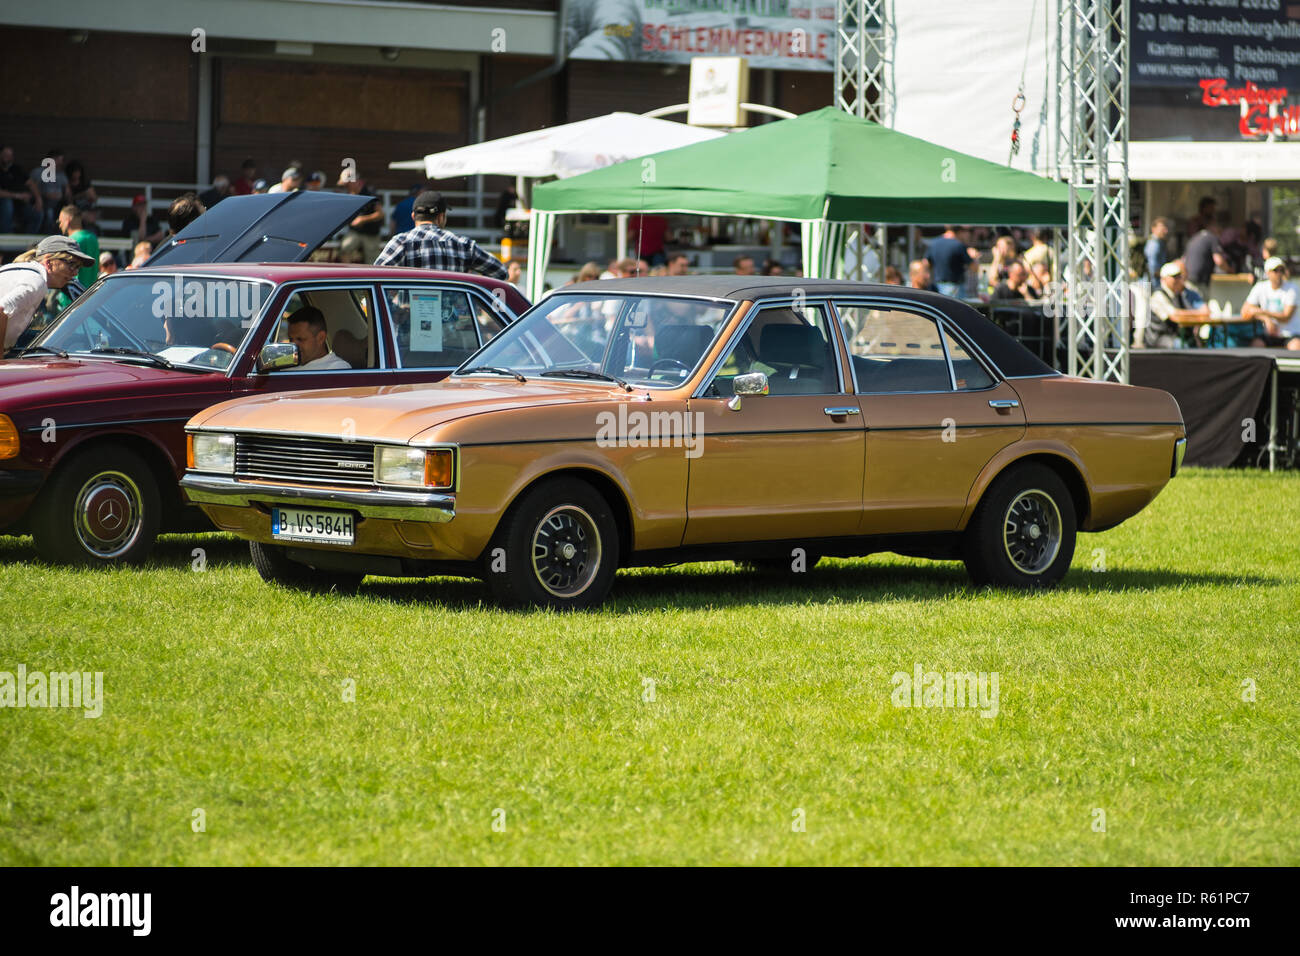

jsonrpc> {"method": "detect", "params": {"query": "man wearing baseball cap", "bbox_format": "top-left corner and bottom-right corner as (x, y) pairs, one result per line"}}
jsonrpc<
(267, 167), (302, 194)
(118, 193), (164, 247)
(0, 236), (93, 352)
(374, 190), (508, 279)
(1146, 260), (1206, 348)
(1242, 256), (1299, 349)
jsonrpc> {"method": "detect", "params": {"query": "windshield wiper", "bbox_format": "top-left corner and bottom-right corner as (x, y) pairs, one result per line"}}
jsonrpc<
(540, 369), (632, 391)
(88, 347), (173, 370)
(17, 344), (69, 359)
(461, 365), (526, 382)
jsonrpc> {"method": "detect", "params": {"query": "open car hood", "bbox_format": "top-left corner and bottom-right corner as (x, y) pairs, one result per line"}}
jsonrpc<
(146, 192), (371, 266)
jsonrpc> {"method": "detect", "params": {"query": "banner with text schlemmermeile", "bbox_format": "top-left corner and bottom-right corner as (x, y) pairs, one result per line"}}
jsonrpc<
(564, 0), (837, 72)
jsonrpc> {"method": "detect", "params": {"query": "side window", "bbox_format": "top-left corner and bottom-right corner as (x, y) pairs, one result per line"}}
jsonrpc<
(707, 304), (841, 397)
(474, 298), (507, 343)
(273, 287), (377, 371)
(839, 305), (951, 393)
(943, 330), (995, 390)
(385, 286), (484, 369)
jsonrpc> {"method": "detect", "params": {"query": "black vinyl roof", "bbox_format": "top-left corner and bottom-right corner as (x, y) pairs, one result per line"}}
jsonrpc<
(556, 276), (1056, 378)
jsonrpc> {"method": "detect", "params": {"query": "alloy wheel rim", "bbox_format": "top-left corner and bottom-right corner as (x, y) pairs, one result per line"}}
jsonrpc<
(1002, 489), (1061, 575)
(73, 470), (144, 558)
(531, 504), (601, 598)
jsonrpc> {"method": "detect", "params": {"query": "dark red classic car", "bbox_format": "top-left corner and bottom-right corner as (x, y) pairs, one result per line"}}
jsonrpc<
(0, 193), (526, 564)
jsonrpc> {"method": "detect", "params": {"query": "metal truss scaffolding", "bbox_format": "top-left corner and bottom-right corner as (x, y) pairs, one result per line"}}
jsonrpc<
(834, 0), (892, 280)
(1063, 0), (1130, 382)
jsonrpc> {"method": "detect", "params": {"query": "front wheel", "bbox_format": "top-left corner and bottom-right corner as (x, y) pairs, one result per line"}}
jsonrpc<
(484, 477), (619, 609)
(31, 447), (161, 565)
(249, 541), (363, 593)
(962, 463), (1076, 589)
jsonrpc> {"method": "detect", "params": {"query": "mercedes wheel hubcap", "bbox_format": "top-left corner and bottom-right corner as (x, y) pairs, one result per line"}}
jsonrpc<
(74, 471), (144, 558)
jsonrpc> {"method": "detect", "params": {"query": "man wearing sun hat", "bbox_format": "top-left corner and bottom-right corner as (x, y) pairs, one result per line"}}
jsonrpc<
(1145, 260), (1206, 348)
(0, 235), (93, 351)
(1242, 256), (1299, 350)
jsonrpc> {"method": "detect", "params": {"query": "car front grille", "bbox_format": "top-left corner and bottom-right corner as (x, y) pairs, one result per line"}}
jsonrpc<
(235, 434), (375, 487)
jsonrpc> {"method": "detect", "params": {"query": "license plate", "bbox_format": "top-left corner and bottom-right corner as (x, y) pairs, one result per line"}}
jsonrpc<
(271, 506), (355, 546)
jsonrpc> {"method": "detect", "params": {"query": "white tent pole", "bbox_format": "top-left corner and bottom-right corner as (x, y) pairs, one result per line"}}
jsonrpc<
(616, 213), (629, 262)
(802, 221), (829, 277)
(527, 210), (554, 303)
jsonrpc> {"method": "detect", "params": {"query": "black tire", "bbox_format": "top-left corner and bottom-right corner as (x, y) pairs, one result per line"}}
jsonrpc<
(249, 541), (363, 594)
(484, 477), (619, 609)
(31, 446), (161, 565)
(962, 462), (1077, 589)
(735, 550), (822, 574)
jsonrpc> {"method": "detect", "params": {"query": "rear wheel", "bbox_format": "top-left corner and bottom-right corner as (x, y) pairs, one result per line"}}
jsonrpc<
(962, 463), (1076, 589)
(484, 477), (619, 609)
(32, 447), (161, 565)
(249, 541), (363, 593)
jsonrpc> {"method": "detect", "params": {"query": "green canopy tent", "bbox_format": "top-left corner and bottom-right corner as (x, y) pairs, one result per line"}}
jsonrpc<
(527, 106), (1075, 301)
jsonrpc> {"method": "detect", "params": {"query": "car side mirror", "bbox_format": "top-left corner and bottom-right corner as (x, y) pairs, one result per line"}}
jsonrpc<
(733, 372), (770, 396)
(256, 343), (299, 373)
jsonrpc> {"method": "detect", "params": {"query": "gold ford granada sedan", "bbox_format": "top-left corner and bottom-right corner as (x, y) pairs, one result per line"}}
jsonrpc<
(181, 277), (1187, 608)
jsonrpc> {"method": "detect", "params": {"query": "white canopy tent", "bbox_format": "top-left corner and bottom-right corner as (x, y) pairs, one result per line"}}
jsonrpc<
(390, 112), (725, 296)
(390, 111), (725, 181)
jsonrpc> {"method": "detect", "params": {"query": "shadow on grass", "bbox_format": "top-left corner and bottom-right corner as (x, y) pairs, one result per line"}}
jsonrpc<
(0, 533), (251, 571)
(1, 532), (1278, 610)
(354, 561), (1282, 614)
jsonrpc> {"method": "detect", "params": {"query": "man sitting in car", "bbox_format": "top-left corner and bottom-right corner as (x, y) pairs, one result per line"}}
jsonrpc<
(282, 306), (351, 371)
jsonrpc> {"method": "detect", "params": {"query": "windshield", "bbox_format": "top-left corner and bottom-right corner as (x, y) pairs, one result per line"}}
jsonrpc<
(459, 293), (734, 388)
(35, 274), (269, 371)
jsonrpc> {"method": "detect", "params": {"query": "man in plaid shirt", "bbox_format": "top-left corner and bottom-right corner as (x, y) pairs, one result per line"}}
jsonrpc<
(374, 190), (508, 280)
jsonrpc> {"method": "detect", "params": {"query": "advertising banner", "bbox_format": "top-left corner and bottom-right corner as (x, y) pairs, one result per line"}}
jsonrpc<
(564, 0), (837, 71)
(1132, 0), (1300, 91)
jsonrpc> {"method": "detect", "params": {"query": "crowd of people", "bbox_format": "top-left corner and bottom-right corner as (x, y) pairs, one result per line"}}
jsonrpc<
(1142, 197), (1294, 350)
(0, 148), (409, 348)
(542, 219), (1296, 355)
(0, 147), (224, 337)
(894, 215), (1295, 351)
(556, 251), (785, 287)
(4, 142), (1295, 354)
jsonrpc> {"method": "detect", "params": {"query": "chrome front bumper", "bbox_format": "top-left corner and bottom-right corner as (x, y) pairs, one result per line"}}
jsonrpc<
(1172, 437), (1187, 477)
(180, 474), (455, 523)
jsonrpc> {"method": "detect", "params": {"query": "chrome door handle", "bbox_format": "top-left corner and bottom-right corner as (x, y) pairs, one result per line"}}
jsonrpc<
(823, 406), (861, 416)
(988, 399), (1020, 409)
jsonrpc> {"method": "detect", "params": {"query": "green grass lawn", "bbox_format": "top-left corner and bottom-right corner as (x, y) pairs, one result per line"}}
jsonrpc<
(1, 467), (1296, 865)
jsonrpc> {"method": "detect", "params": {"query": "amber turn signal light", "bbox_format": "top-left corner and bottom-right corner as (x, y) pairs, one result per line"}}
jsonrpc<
(423, 449), (454, 489)
(185, 433), (195, 469)
(0, 415), (20, 460)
